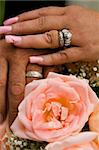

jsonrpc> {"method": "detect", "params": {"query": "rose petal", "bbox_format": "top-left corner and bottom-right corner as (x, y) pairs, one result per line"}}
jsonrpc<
(45, 132), (98, 150)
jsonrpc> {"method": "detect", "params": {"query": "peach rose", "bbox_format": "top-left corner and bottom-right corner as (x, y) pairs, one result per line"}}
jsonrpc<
(89, 104), (99, 146)
(45, 132), (99, 150)
(11, 72), (98, 142)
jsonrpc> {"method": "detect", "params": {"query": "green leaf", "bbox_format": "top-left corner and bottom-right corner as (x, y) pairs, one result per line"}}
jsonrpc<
(0, 0), (5, 25)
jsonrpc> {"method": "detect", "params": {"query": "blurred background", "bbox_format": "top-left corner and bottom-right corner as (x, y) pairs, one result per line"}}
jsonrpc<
(66, 0), (99, 11)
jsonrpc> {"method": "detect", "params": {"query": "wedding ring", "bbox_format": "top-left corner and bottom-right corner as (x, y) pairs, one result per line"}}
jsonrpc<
(58, 30), (64, 47)
(62, 29), (72, 47)
(26, 71), (43, 78)
(58, 29), (72, 47)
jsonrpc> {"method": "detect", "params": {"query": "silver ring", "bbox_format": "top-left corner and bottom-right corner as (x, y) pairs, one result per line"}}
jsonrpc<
(59, 29), (72, 47)
(26, 71), (43, 78)
(58, 30), (64, 47)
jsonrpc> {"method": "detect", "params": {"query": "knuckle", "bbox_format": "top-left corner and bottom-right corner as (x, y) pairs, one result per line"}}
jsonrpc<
(0, 80), (6, 87)
(37, 16), (46, 31)
(18, 15), (24, 21)
(59, 51), (69, 62)
(18, 13), (23, 20)
(44, 31), (58, 48)
(49, 55), (57, 65)
(18, 11), (28, 20)
(12, 23), (22, 34)
(10, 83), (24, 96)
(38, 8), (46, 16)
(44, 32), (53, 45)
(38, 6), (53, 15)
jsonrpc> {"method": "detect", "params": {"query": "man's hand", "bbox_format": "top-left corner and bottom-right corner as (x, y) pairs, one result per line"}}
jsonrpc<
(0, 39), (62, 125)
(0, 39), (48, 125)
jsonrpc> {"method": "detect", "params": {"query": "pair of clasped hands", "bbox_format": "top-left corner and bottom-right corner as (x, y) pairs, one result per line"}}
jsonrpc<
(0, 5), (99, 126)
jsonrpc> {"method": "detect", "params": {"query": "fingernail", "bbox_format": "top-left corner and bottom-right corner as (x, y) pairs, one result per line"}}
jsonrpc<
(4, 17), (19, 25)
(5, 35), (21, 44)
(30, 56), (44, 63)
(0, 26), (12, 34)
(0, 113), (3, 124)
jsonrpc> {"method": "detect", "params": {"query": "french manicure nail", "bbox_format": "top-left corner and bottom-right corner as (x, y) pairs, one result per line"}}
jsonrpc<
(4, 17), (19, 25)
(0, 113), (3, 124)
(0, 26), (12, 34)
(30, 56), (43, 63)
(5, 35), (21, 44)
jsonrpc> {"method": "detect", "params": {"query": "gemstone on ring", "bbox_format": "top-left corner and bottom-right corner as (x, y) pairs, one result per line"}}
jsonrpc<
(26, 71), (43, 78)
(58, 29), (72, 48)
(62, 29), (72, 47)
(58, 30), (64, 47)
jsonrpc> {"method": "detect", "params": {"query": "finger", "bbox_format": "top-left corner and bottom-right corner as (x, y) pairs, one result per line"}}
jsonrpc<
(8, 59), (27, 125)
(29, 47), (83, 65)
(0, 58), (8, 124)
(5, 29), (78, 48)
(5, 30), (59, 49)
(4, 7), (65, 25)
(43, 65), (64, 78)
(2, 15), (69, 35)
(26, 64), (43, 84)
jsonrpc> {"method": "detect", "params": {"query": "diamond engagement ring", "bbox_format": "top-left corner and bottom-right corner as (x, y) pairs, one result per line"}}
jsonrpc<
(26, 71), (43, 78)
(59, 29), (72, 47)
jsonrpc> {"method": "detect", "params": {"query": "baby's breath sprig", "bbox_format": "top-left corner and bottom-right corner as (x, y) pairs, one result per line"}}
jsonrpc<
(65, 61), (99, 88)
(5, 133), (47, 150)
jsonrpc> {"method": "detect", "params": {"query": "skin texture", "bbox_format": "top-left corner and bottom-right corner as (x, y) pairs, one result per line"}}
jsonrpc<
(1, 5), (99, 65)
(0, 39), (56, 125)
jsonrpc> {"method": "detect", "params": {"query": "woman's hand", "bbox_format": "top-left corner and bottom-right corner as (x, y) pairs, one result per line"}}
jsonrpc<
(2, 5), (99, 64)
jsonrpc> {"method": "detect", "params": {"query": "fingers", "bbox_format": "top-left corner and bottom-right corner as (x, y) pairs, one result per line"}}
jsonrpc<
(26, 64), (43, 84)
(2, 15), (68, 35)
(4, 7), (65, 25)
(8, 59), (26, 125)
(5, 30), (59, 49)
(29, 47), (83, 65)
(0, 58), (8, 124)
